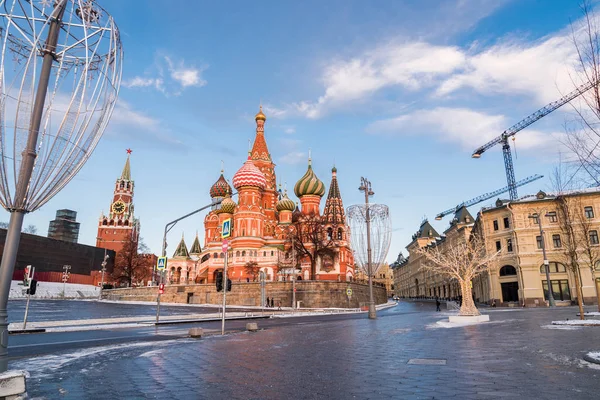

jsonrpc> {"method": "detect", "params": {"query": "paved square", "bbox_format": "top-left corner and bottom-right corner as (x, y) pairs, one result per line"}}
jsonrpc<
(11, 301), (600, 399)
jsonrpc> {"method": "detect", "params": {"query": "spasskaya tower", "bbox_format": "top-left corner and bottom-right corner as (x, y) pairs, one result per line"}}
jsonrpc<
(96, 149), (140, 253)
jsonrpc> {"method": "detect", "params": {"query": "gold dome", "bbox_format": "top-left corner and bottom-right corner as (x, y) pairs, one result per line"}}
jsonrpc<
(255, 105), (266, 122)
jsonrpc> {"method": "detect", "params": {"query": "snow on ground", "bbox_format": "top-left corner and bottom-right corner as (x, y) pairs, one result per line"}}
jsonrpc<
(587, 351), (600, 363)
(426, 318), (521, 329)
(552, 320), (600, 326)
(9, 280), (99, 299)
(583, 312), (600, 316)
(541, 324), (583, 330)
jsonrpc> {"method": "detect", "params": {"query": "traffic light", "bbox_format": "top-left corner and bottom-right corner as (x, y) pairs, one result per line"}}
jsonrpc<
(226, 278), (232, 292)
(215, 271), (223, 292)
(27, 279), (37, 295)
(23, 266), (30, 285)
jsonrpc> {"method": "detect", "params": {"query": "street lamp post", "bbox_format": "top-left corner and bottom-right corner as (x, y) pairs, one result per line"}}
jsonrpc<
(529, 213), (556, 307)
(359, 177), (377, 319)
(99, 252), (109, 300)
(155, 197), (230, 323)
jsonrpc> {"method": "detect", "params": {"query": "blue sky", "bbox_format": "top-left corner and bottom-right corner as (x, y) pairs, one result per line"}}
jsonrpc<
(2, 0), (592, 263)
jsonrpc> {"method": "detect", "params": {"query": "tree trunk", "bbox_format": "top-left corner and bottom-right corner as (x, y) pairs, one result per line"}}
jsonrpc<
(310, 258), (316, 280)
(459, 279), (480, 316)
(573, 269), (585, 320)
(596, 276), (600, 313)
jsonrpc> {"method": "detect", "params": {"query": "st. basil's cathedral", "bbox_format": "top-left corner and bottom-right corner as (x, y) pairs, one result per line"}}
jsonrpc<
(167, 107), (355, 284)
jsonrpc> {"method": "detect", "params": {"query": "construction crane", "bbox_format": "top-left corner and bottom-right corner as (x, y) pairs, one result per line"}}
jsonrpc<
(434, 174), (543, 220)
(472, 79), (598, 200)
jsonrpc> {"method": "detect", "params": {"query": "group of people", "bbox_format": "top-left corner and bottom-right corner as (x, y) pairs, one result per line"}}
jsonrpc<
(265, 297), (281, 310)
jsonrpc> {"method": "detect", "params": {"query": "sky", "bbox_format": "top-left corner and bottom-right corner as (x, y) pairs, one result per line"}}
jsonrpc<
(1, 0), (595, 263)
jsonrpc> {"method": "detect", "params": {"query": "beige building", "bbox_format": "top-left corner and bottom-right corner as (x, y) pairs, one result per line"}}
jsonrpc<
(393, 189), (600, 307)
(355, 263), (394, 297)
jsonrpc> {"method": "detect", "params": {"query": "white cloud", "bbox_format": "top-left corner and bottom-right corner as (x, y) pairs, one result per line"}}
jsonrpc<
(164, 56), (207, 88)
(366, 107), (563, 152)
(123, 55), (207, 96)
(284, 127), (296, 134)
(279, 151), (307, 165)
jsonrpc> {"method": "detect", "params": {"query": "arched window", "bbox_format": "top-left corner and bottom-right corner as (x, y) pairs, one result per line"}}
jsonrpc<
(327, 227), (333, 240)
(263, 251), (266, 257)
(213, 252), (218, 258)
(236, 251), (240, 257)
(201, 254), (210, 263)
(124, 220), (129, 226)
(539, 262), (566, 273)
(499, 265), (517, 276)
(109, 220), (114, 226)
(271, 251), (274, 256)
(117, 220), (122, 226)
(126, 182), (130, 189)
(220, 253), (224, 258)
(120, 181), (124, 189)
(337, 228), (343, 240)
(102, 219), (108, 226)
(242, 251), (246, 256)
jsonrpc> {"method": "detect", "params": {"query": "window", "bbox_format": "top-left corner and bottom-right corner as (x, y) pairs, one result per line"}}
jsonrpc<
(591, 230), (599, 245)
(542, 280), (571, 301)
(327, 227), (333, 240)
(495, 241), (501, 251)
(539, 262), (566, 273)
(536, 236), (543, 249)
(263, 251), (266, 257)
(531, 215), (539, 225)
(337, 228), (343, 240)
(503, 217), (510, 229)
(493, 220), (499, 231)
(552, 234), (562, 248)
(507, 238), (513, 252)
(271, 251), (274, 256)
(585, 206), (594, 219)
(499, 265), (517, 276)
(547, 212), (557, 223)
(213, 252), (218, 258)
(236, 251), (240, 257)
(242, 251), (246, 256)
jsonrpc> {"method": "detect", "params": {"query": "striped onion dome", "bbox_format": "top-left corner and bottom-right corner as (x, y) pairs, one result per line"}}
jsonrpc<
(216, 196), (236, 214)
(209, 173), (232, 198)
(294, 160), (325, 197)
(276, 191), (295, 212)
(233, 157), (267, 190)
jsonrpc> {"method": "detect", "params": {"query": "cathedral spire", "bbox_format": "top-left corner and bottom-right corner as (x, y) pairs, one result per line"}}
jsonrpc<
(121, 149), (132, 181)
(323, 165), (345, 224)
(251, 106), (271, 161)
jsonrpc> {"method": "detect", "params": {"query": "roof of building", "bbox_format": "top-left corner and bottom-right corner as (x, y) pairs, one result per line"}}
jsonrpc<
(217, 195), (237, 214)
(233, 157), (267, 190)
(121, 154), (131, 181)
(173, 235), (190, 258)
(189, 233), (202, 254)
(482, 187), (600, 213)
(209, 172), (232, 198)
(276, 190), (296, 212)
(323, 166), (345, 224)
(294, 158), (325, 198)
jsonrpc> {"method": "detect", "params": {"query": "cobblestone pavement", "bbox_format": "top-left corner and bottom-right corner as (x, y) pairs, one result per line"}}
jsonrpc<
(12, 301), (600, 399)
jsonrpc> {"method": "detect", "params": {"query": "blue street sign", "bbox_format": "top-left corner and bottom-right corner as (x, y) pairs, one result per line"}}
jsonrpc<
(222, 218), (231, 239)
(157, 256), (167, 271)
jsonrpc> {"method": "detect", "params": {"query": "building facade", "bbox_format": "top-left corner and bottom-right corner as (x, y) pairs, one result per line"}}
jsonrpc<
(48, 209), (80, 243)
(394, 189), (600, 307)
(166, 108), (355, 285)
(96, 151), (140, 253)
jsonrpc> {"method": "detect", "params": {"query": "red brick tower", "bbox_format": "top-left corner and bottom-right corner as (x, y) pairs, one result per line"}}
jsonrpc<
(96, 150), (139, 252)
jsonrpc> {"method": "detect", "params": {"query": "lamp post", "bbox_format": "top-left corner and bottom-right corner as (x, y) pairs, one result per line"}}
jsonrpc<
(99, 252), (109, 300)
(529, 213), (556, 307)
(359, 177), (377, 319)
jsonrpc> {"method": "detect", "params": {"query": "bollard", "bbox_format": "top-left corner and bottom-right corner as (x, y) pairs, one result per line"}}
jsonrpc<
(246, 322), (259, 332)
(189, 328), (203, 338)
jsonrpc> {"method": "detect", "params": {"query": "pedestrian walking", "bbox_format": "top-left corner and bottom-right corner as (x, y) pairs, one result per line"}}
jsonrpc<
(278, 301), (282, 310)
(266, 296), (270, 308)
(435, 297), (441, 312)
(270, 298), (274, 308)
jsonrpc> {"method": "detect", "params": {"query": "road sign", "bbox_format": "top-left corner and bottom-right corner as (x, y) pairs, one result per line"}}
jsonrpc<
(221, 218), (231, 239)
(159, 283), (165, 294)
(157, 256), (167, 271)
(346, 288), (353, 296)
(222, 240), (229, 253)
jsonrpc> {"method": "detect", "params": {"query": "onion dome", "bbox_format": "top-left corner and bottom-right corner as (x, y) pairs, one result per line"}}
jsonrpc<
(255, 105), (266, 121)
(294, 159), (325, 198)
(233, 157), (267, 189)
(217, 196), (236, 214)
(292, 203), (302, 222)
(210, 172), (232, 198)
(276, 191), (295, 212)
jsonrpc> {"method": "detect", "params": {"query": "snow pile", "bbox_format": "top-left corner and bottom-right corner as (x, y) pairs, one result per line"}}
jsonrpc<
(9, 280), (99, 299)
(552, 319), (600, 326)
(586, 352), (600, 363)
(541, 324), (582, 330)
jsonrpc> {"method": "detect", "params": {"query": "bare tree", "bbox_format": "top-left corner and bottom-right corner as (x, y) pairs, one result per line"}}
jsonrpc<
(244, 261), (260, 282)
(415, 233), (500, 316)
(283, 212), (339, 280)
(112, 237), (153, 287)
(555, 196), (588, 319)
(22, 224), (37, 235)
(574, 200), (600, 311)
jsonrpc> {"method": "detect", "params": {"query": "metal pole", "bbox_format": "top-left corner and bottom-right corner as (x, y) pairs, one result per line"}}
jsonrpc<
(538, 216), (556, 307)
(361, 177), (377, 319)
(99, 251), (108, 301)
(221, 251), (228, 335)
(0, 0), (67, 372)
(22, 293), (31, 330)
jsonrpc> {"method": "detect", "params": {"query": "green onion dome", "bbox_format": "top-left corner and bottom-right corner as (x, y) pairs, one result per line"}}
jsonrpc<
(276, 191), (296, 212)
(216, 196), (236, 214)
(294, 160), (325, 197)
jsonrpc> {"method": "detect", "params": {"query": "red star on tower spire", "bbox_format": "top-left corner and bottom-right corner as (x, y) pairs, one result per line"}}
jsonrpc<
(126, 148), (132, 154)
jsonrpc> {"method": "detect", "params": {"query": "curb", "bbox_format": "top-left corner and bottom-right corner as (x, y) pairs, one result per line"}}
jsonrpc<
(154, 315), (271, 326)
(9, 328), (46, 335)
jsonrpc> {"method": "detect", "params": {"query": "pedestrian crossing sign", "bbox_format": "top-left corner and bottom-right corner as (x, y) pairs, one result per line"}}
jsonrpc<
(157, 256), (167, 271)
(221, 218), (231, 239)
